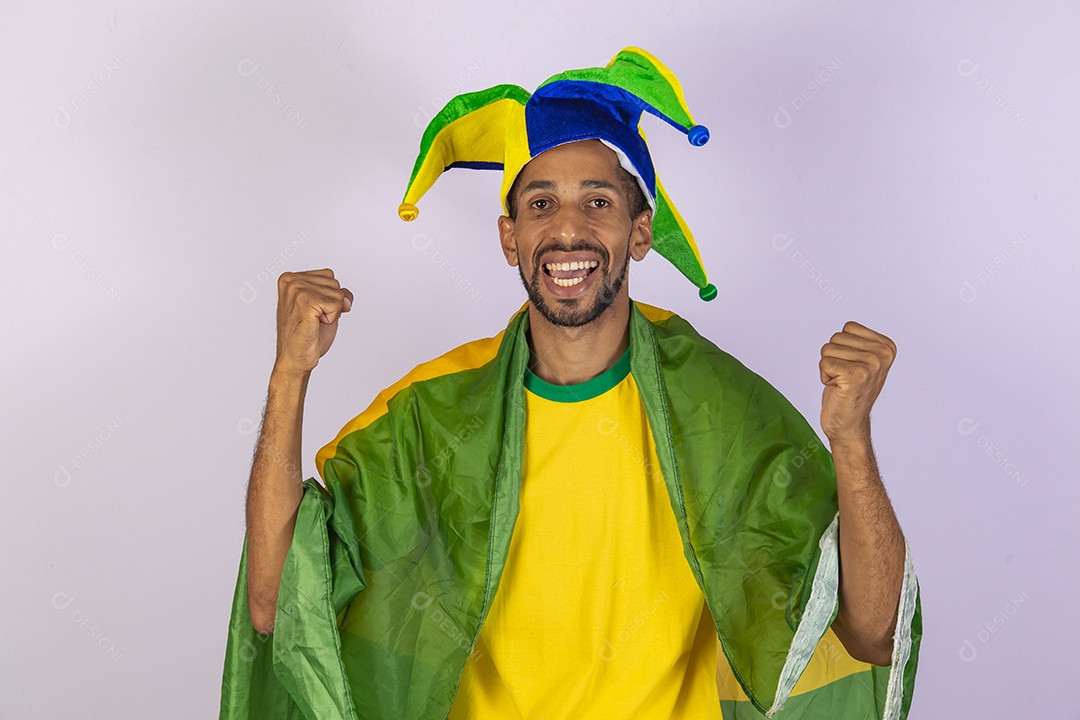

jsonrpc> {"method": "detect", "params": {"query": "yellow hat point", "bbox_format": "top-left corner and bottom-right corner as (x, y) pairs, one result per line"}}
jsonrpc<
(398, 202), (419, 222)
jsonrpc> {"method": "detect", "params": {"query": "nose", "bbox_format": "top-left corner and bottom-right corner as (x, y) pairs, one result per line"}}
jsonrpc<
(549, 202), (590, 242)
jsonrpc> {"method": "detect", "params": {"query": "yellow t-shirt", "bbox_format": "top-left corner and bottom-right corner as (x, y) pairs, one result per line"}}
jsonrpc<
(448, 346), (722, 719)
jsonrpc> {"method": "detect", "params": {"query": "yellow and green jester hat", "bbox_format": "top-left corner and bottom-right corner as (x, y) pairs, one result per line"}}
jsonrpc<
(399, 46), (718, 301)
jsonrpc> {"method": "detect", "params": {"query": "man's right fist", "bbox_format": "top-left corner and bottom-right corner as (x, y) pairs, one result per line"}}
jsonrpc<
(273, 269), (353, 378)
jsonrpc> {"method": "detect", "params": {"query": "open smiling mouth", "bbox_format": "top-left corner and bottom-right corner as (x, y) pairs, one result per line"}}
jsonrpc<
(543, 260), (600, 287)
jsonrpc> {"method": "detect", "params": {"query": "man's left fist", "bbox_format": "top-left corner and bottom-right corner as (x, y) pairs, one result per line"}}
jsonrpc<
(819, 321), (896, 445)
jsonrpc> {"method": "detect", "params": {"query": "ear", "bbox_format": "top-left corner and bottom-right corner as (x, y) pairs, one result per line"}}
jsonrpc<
(629, 209), (653, 262)
(498, 214), (519, 266)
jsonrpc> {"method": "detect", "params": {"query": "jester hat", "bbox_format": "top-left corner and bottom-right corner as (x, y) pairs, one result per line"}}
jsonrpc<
(399, 47), (717, 301)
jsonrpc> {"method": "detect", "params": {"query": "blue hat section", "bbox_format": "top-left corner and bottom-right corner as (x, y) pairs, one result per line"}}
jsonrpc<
(525, 80), (657, 198)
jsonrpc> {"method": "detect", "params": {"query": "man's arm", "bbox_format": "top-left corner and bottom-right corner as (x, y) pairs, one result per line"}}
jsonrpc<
(819, 321), (905, 666)
(245, 269), (353, 635)
(829, 435), (905, 665)
(245, 369), (308, 635)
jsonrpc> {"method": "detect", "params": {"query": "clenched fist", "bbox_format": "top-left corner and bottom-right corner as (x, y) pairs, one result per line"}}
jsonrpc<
(819, 321), (896, 445)
(273, 269), (354, 379)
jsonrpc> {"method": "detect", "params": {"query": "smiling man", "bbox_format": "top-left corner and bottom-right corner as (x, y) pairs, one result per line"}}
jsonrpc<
(500, 139), (652, 381)
(220, 48), (922, 720)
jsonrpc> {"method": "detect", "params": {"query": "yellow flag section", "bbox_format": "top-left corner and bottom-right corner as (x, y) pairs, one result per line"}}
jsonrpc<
(313, 304), (524, 477)
(715, 628), (878, 716)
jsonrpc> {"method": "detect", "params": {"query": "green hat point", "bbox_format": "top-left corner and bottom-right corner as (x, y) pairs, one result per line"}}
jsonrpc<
(699, 284), (718, 301)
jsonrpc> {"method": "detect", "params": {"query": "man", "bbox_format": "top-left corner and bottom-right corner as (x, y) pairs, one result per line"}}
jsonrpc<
(220, 48), (920, 719)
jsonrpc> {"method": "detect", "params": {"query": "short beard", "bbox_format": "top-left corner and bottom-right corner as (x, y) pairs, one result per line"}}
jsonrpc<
(517, 238), (630, 328)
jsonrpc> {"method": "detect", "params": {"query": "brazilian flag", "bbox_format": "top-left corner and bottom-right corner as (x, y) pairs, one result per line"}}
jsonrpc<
(219, 301), (921, 719)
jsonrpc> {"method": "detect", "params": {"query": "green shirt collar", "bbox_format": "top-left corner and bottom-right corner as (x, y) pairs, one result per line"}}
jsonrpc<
(523, 344), (632, 402)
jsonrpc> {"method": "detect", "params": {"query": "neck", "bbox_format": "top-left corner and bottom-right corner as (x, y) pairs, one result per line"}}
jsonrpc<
(525, 295), (632, 385)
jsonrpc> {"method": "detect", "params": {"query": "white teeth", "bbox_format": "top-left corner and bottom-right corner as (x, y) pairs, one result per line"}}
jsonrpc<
(552, 276), (585, 287)
(545, 260), (599, 272)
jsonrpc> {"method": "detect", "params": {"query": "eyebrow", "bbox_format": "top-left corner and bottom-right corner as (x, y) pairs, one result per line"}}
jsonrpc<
(519, 178), (620, 194)
(580, 179), (620, 191)
(520, 179), (557, 195)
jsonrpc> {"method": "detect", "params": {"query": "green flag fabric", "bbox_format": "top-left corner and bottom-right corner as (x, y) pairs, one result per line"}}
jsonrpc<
(219, 300), (921, 719)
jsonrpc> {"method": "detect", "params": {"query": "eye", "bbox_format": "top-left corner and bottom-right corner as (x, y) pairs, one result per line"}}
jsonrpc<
(588, 198), (611, 209)
(530, 198), (550, 210)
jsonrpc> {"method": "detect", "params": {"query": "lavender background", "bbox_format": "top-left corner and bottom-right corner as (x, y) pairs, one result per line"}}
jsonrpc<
(3, 1), (1077, 718)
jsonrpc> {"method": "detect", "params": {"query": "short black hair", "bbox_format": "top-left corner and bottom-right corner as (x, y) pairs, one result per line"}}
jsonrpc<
(505, 162), (649, 222)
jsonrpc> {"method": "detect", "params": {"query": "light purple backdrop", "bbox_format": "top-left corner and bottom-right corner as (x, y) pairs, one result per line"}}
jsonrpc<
(4, 1), (1077, 717)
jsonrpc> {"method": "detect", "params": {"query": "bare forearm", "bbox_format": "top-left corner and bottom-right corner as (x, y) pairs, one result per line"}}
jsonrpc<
(830, 433), (905, 665)
(245, 367), (309, 633)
